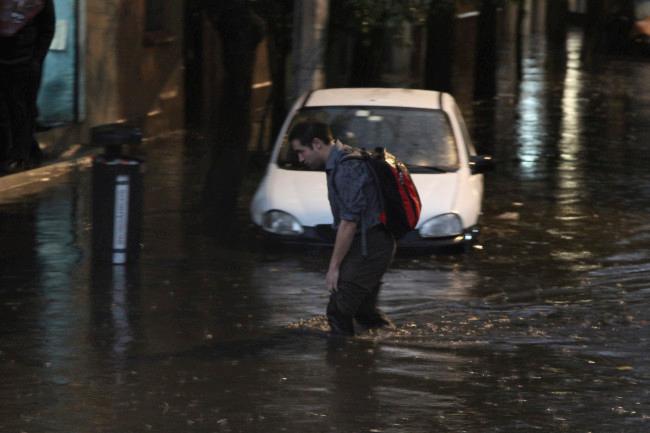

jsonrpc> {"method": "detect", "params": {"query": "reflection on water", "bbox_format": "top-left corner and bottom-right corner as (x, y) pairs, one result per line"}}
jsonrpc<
(556, 30), (584, 215)
(2, 27), (650, 433)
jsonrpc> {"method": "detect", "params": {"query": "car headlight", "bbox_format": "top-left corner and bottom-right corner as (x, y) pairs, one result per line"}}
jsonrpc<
(262, 210), (304, 235)
(418, 214), (463, 238)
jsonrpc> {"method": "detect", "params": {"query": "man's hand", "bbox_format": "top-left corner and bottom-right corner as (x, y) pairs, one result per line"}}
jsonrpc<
(326, 267), (340, 292)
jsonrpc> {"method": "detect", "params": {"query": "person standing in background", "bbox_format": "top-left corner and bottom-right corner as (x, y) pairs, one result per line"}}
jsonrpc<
(0, 0), (55, 174)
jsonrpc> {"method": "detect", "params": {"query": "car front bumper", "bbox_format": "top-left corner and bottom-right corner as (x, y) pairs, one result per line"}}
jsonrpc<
(257, 224), (480, 251)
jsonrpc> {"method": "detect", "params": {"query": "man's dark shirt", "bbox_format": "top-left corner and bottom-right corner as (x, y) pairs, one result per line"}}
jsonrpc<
(325, 142), (382, 231)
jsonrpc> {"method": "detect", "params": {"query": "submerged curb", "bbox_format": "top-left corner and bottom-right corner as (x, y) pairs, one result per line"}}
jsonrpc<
(0, 147), (98, 195)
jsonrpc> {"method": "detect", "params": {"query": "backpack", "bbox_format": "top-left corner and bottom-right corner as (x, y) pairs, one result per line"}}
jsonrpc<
(0, 0), (44, 37)
(340, 147), (422, 239)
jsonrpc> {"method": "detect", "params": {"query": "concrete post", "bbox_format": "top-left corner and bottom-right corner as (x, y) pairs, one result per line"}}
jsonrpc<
(291, 0), (329, 100)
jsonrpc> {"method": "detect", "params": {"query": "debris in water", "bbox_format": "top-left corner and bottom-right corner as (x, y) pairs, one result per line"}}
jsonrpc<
(496, 212), (520, 221)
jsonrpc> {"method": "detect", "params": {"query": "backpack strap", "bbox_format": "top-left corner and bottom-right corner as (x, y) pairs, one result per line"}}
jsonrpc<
(342, 151), (386, 216)
(331, 151), (370, 257)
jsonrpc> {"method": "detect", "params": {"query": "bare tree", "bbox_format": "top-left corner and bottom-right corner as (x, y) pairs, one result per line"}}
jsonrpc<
(423, 0), (455, 92)
(201, 0), (264, 230)
(474, 0), (499, 100)
(250, 0), (294, 139)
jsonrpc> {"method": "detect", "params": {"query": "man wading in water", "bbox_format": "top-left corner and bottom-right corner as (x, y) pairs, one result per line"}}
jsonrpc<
(289, 122), (396, 336)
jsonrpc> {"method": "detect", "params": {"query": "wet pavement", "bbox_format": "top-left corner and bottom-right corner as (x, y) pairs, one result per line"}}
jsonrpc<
(2, 29), (650, 432)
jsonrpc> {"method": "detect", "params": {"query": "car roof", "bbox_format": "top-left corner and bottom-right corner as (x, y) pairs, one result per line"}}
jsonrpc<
(304, 88), (443, 110)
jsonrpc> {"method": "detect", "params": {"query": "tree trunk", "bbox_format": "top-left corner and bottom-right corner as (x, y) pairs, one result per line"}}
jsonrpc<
(291, 0), (328, 98)
(474, 0), (498, 100)
(582, 0), (607, 61)
(184, 0), (204, 131)
(203, 1), (264, 231)
(349, 28), (386, 86)
(424, 3), (455, 92)
(515, 1), (525, 82)
(268, 32), (290, 141)
(546, 0), (568, 47)
(251, 0), (293, 145)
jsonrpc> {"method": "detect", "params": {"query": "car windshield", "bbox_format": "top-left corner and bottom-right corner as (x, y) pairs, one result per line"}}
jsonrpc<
(276, 107), (459, 172)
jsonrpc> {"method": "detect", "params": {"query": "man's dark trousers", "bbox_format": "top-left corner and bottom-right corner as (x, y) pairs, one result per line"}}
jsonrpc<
(327, 225), (396, 335)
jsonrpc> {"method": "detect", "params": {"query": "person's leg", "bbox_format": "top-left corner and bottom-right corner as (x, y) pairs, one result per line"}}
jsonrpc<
(0, 69), (12, 171)
(0, 107), (11, 173)
(326, 293), (354, 336)
(354, 283), (394, 329)
(6, 65), (34, 165)
(326, 228), (396, 336)
(326, 279), (369, 336)
(28, 60), (44, 164)
(351, 228), (396, 329)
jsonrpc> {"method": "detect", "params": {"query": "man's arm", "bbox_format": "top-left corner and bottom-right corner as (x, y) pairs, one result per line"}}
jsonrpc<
(326, 219), (357, 292)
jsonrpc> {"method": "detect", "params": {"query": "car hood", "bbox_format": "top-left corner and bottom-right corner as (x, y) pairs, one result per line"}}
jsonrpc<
(411, 173), (460, 225)
(253, 167), (460, 228)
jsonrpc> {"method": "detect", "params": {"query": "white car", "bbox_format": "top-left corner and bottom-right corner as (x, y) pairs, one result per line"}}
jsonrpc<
(250, 88), (493, 250)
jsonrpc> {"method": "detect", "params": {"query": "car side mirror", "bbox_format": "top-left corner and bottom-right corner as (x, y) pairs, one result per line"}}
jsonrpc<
(469, 155), (494, 175)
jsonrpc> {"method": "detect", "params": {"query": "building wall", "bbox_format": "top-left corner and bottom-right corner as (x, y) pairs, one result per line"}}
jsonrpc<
(84, 0), (185, 135)
(38, 0), (186, 153)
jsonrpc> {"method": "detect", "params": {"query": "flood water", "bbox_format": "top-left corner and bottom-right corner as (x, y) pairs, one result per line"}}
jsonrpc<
(2, 30), (650, 432)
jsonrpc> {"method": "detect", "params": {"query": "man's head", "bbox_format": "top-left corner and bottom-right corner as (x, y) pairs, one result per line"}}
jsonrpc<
(288, 122), (334, 169)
